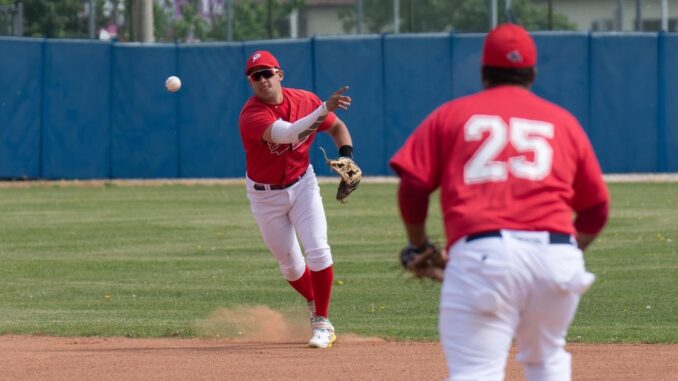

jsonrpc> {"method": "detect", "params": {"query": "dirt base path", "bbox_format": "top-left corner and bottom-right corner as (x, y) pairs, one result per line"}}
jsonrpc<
(1, 335), (676, 381)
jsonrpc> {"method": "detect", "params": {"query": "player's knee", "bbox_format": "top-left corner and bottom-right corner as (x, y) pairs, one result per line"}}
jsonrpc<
(522, 350), (571, 381)
(277, 254), (306, 281)
(306, 248), (333, 271)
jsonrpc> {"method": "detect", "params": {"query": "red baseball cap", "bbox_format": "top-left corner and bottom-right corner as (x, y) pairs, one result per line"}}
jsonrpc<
(482, 23), (537, 68)
(245, 50), (280, 75)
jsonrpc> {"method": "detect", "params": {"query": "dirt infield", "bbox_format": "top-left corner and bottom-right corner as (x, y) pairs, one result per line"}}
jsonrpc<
(2, 335), (677, 381)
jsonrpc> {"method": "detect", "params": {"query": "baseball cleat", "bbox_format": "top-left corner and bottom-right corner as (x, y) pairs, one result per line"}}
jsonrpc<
(308, 316), (336, 348)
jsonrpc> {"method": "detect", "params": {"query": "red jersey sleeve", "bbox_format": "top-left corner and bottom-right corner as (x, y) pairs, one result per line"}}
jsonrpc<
(570, 124), (609, 212)
(319, 111), (337, 132)
(389, 110), (442, 190)
(239, 102), (276, 144)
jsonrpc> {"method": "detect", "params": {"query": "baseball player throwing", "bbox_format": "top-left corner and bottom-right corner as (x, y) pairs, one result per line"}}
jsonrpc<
(390, 24), (609, 380)
(239, 50), (355, 349)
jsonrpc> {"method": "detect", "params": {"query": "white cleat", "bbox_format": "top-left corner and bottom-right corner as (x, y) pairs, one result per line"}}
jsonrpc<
(308, 316), (336, 349)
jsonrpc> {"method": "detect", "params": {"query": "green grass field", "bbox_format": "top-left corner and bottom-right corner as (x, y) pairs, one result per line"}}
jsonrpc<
(0, 182), (676, 343)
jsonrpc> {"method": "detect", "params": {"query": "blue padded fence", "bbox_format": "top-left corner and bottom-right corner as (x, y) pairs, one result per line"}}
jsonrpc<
(590, 34), (659, 173)
(0, 32), (675, 179)
(0, 38), (42, 179)
(42, 40), (111, 179)
(663, 34), (678, 172)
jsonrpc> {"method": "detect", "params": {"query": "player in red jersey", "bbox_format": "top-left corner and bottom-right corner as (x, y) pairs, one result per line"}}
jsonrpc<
(239, 50), (355, 349)
(390, 24), (609, 380)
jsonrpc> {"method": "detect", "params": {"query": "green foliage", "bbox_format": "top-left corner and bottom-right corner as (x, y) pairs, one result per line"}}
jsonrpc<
(9, 0), (86, 38)
(0, 0), (127, 39)
(0, 182), (676, 342)
(232, 0), (304, 41)
(506, 0), (576, 31)
(2, 0), (575, 41)
(339, 0), (576, 34)
(170, 1), (210, 42)
(153, 0), (171, 41)
(153, 0), (306, 42)
(0, 0), (305, 42)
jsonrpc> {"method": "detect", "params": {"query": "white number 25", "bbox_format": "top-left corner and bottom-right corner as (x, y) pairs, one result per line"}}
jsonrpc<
(464, 115), (554, 184)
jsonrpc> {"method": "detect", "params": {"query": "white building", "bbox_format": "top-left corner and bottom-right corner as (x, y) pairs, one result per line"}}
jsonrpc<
(535, 0), (677, 31)
(298, 0), (677, 36)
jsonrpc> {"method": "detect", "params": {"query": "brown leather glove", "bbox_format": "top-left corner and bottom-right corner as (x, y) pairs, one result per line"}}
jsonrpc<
(400, 239), (447, 282)
(320, 147), (362, 203)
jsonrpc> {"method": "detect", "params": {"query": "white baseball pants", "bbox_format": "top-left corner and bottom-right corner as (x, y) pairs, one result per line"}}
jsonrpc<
(246, 165), (333, 281)
(439, 230), (595, 381)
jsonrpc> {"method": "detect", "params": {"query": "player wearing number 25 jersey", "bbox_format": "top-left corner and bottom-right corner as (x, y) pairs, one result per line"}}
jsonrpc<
(391, 77), (607, 248)
(390, 24), (609, 381)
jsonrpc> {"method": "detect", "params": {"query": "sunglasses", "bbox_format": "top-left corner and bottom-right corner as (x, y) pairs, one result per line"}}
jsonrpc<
(249, 68), (279, 81)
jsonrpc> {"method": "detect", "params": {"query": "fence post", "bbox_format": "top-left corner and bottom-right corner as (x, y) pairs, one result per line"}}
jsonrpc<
(4, 2), (25, 36)
(657, 32), (667, 172)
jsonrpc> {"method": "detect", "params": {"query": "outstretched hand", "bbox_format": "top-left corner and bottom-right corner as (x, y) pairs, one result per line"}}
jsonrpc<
(325, 86), (352, 112)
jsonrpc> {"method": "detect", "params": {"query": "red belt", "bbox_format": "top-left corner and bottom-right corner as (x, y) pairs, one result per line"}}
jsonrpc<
(253, 170), (306, 191)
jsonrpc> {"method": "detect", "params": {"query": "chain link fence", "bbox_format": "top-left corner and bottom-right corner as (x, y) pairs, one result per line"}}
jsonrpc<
(0, 2), (23, 36)
(1, 0), (675, 41)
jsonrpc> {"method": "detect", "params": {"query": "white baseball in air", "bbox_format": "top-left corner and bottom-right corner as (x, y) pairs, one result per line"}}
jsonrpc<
(165, 76), (181, 92)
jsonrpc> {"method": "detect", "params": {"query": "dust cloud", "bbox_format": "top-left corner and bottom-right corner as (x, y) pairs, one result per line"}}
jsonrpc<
(194, 305), (310, 342)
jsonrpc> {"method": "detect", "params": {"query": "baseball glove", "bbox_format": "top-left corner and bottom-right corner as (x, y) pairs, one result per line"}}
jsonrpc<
(400, 240), (447, 282)
(319, 147), (362, 203)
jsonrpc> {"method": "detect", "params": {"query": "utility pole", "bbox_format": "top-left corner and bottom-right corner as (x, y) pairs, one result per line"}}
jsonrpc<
(290, 8), (298, 38)
(225, 0), (233, 41)
(356, 0), (363, 34)
(132, 0), (154, 42)
(13, 2), (23, 36)
(635, 0), (643, 31)
(616, 0), (625, 31)
(88, 0), (96, 39)
(393, 0), (400, 33)
(489, 0), (497, 29)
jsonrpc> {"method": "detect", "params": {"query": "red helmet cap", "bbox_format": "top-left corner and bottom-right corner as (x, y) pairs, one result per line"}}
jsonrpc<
(245, 50), (280, 75)
(482, 23), (537, 69)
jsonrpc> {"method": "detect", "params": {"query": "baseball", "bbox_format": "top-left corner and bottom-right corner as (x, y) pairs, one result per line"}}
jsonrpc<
(165, 76), (181, 92)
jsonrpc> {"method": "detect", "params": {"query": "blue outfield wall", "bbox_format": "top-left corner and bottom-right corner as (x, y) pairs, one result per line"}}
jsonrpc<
(178, 42), (245, 178)
(663, 34), (678, 172)
(384, 33), (453, 163)
(0, 33), (675, 179)
(111, 44), (178, 179)
(42, 40), (111, 179)
(313, 35), (385, 175)
(0, 38), (42, 179)
(590, 33), (659, 173)
(532, 33), (590, 134)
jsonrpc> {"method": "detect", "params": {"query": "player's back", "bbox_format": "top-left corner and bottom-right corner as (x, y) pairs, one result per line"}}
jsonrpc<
(435, 85), (590, 244)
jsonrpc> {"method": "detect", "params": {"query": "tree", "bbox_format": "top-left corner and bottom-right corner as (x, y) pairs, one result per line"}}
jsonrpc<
(151, 0), (304, 43)
(0, 0), (86, 38)
(164, 0), (211, 42)
(0, 0), (132, 39)
(339, 0), (575, 34)
(207, 0), (305, 42)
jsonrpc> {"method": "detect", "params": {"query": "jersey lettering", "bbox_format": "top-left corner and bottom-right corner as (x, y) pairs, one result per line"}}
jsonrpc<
(267, 136), (310, 156)
(297, 115), (326, 140)
(464, 115), (554, 184)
